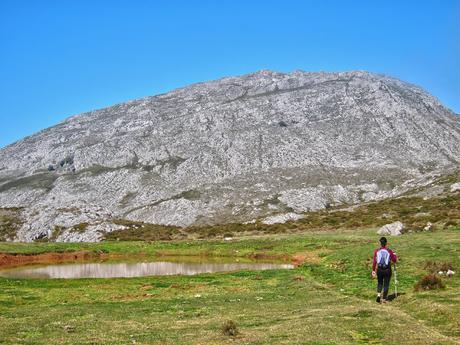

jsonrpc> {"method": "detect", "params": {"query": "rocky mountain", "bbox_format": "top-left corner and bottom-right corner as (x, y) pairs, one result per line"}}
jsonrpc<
(1, 70), (460, 242)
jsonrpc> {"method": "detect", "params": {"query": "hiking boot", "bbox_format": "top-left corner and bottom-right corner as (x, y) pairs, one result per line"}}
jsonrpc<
(376, 296), (381, 303)
(382, 299), (387, 304)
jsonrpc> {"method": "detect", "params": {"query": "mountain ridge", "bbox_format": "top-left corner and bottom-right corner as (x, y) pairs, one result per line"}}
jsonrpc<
(1, 70), (459, 241)
(2, 69), (457, 151)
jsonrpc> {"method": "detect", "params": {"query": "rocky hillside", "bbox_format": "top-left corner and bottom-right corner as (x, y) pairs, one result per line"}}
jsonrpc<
(1, 70), (459, 241)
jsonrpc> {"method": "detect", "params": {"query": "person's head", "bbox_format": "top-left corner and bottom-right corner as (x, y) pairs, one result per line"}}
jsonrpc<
(379, 237), (387, 247)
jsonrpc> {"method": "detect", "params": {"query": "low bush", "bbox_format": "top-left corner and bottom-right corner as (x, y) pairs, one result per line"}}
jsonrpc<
(414, 274), (445, 291)
(0, 208), (23, 241)
(424, 261), (456, 273)
(443, 220), (458, 229)
(71, 222), (88, 233)
(221, 320), (238, 336)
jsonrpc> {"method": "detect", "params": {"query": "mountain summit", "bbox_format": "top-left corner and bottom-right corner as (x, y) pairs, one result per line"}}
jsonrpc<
(1, 70), (459, 241)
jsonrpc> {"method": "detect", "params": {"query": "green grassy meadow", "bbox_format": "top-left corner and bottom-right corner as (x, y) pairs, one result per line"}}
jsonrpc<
(0, 227), (459, 344)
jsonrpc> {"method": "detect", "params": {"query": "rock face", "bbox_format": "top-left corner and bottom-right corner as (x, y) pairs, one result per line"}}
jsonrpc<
(0, 70), (460, 241)
(377, 221), (405, 236)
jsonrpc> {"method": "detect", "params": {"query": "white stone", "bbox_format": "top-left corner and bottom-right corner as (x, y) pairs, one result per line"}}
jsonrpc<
(451, 182), (460, 192)
(423, 222), (433, 231)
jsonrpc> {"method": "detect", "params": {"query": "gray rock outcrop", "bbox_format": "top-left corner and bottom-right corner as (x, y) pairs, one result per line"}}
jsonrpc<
(0, 70), (459, 241)
(377, 221), (405, 236)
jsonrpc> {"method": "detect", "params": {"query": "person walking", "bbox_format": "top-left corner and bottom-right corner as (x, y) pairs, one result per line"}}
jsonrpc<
(372, 237), (397, 303)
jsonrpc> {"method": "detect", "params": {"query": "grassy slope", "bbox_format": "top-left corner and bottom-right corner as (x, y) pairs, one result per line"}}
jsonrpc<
(0, 227), (459, 344)
(103, 192), (460, 241)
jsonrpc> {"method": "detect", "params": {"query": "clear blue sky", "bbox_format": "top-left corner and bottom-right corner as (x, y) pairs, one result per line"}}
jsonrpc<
(1, 0), (459, 148)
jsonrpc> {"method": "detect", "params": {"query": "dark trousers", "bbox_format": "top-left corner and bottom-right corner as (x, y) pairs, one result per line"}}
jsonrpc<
(377, 267), (392, 299)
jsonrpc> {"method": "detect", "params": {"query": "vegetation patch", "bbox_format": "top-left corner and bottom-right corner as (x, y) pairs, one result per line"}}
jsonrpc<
(221, 320), (238, 336)
(50, 226), (65, 241)
(0, 173), (57, 193)
(0, 207), (23, 241)
(177, 189), (201, 200)
(443, 219), (458, 229)
(108, 219), (183, 241)
(103, 190), (460, 242)
(424, 261), (456, 274)
(70, 222), (89, 233)
(414, 274), (445, 291)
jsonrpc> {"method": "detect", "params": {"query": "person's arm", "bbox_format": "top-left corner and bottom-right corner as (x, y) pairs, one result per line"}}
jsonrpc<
(389, 249), (398, 263)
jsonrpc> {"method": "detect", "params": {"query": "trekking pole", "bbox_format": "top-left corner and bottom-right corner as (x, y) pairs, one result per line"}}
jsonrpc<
(394, 263), (398, 298)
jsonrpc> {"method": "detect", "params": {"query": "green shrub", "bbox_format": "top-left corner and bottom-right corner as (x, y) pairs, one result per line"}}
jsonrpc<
(443, 220), (458, 229)
(71, 223), (89, 233)
(221, 320), (238, 336)
(424, 261), (456, 273)
(0, 208), (23, 241)
(414, 274), (445, 291)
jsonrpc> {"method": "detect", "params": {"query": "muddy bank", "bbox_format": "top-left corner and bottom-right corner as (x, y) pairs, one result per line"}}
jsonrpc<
(0, 251), (107, 269)
(0, 250), (316, 270)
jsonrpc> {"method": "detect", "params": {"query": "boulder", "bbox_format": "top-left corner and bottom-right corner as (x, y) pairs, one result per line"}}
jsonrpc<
(377, 221), (404, 236)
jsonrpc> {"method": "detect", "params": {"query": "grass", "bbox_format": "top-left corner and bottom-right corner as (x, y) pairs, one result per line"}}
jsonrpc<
(0, 227), (459, 344)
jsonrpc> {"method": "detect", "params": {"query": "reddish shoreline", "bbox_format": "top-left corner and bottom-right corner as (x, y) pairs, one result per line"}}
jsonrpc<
(0, 251), (108, 269)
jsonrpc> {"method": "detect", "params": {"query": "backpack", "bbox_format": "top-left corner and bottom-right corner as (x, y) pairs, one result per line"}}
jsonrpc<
(376, 248), (391, 269)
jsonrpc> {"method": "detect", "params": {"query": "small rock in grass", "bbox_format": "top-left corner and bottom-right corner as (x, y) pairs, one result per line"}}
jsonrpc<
(450, 182), (460, 192)
(63, 325), (75, 333)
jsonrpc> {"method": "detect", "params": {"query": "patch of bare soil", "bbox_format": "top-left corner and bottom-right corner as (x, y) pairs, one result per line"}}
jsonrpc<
(291, 251), (322, 266)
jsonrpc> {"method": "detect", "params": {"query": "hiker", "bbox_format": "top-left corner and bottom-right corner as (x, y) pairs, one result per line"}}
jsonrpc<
(372, 236), (397, 303)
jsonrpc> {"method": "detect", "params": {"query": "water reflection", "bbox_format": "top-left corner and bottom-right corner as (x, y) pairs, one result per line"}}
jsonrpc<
(0, 261), (294, 279)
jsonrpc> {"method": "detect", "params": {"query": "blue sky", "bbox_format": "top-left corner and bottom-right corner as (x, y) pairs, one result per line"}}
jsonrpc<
(0, 0), (459, 148)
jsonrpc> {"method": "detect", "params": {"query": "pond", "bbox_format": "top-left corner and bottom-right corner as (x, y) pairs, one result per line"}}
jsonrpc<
(0, 259), (294, 279)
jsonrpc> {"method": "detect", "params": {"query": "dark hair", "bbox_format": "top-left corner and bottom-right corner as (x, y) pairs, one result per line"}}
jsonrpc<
(379, 237), (387, 247)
